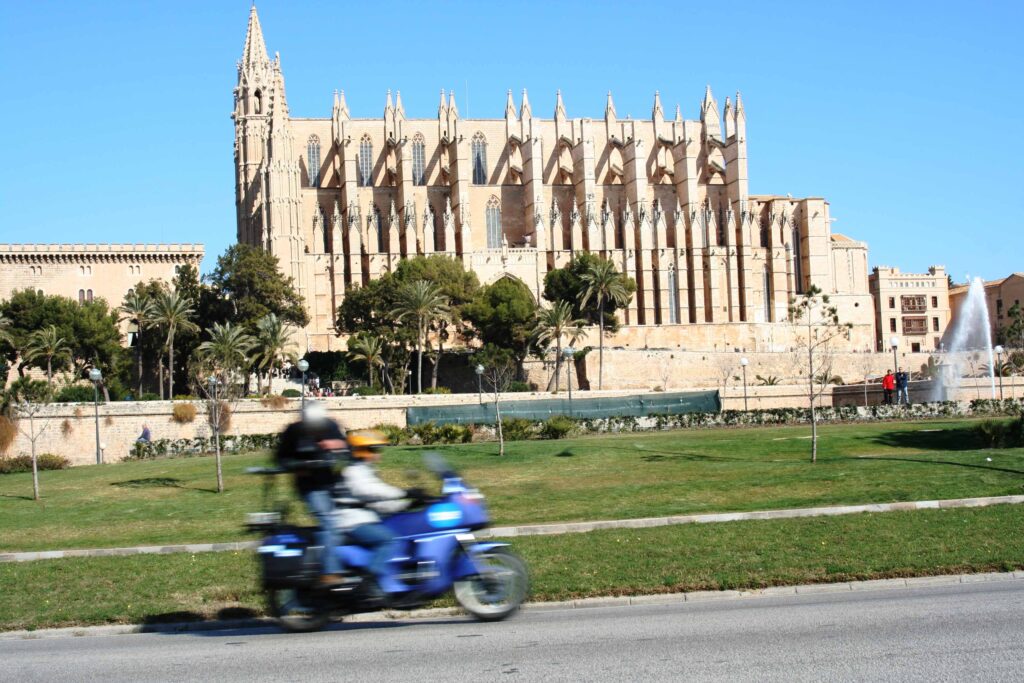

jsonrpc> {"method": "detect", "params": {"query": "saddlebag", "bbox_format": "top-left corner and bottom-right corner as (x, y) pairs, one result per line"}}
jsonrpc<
(257, 530), (320, 587)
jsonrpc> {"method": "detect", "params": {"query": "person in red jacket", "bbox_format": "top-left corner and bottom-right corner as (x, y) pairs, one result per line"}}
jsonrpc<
(882, 370), (895, 405)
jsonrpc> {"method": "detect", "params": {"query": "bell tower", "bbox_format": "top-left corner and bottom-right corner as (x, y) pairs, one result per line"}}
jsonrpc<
(233, 5), (272, 247)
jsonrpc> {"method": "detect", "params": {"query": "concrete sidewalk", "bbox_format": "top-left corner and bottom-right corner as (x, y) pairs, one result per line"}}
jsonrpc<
(3, 493), (1022, 563)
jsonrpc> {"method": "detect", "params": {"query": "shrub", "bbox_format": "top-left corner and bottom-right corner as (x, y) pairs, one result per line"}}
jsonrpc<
(210, 401), (232, 432)
(353, 386), (382, 396)
(0, 416), (16, 455)
(540, 414), (576, 440)
(373, 423), (409, 445)
(139, 392), (161, 401)
(53, 384), (96, 403)
(61, 419), (73, 437)
(411, 421), (440, 445)
(173, 394), (197, 400)
(502, 417), (536, 441)
(281, 388), (302, 398)
(438, 423), (473, 444)
(422, 387), (451, 395)
(975, 417), (1024, 448)
(171, 402), (197, 424)
(507, 381), (532, 393)
(0, 453), (70, 474)
(260, 394), (289, 410)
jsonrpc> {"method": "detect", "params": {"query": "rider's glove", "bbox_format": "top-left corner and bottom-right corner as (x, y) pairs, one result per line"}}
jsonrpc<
(405, 487), (429, 503)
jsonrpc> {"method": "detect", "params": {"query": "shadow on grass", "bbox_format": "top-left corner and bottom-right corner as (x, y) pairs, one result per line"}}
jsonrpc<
(855, 455), (1024, 477)
(868, 426), (987, 452)
(112, 478), (185, 489)
(0, 493), (36, 500)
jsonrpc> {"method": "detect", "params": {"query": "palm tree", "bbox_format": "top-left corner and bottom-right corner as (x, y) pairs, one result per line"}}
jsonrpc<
(253, 313), (298, 394)
(119, 291), (155, 397)
(391, 280), (450, 393)
(580, 258), (632, 390)
(197, 322), (257, 381)
(23, 325), (72, 387)
(533, 301), (586, 392)
(0, 312), (12, 345)
(348, 334), (385, 390)
(151, 291), (199, 398)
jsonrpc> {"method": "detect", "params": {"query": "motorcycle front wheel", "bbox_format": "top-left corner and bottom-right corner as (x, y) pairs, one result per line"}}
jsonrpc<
(453, 548), (529, 622)
(267, 587), (330, 633)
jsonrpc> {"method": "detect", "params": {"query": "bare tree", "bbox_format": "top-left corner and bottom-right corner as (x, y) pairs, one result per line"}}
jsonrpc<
(713, 355), (736, 391)
(476, 347), (517, 457)
(789, 285), (852, 463)
(858, 352), (879, 407)
(12, 380), (54, 500)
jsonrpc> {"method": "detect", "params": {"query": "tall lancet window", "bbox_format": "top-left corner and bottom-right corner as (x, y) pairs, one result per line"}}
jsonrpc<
(306, 135), (321, 187)
(412, 135), (426, 186)
(374, 205), (385, 252)
(253, 90), (262, 114)
(358, 136), (373, 187)
(667, 268), (679, 324)
(471, 132), (487, 185)
(791, 224), (803, 293)
(763, 265), (772, 322)
(485, 196), (502, 249)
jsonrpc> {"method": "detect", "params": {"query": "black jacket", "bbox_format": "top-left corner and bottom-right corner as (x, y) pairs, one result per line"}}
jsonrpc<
(275, 420), (346, 494)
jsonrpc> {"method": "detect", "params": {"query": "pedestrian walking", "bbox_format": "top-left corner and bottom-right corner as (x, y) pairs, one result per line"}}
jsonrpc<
(882, 370), (895, 405)
(895, 367), (910, 406)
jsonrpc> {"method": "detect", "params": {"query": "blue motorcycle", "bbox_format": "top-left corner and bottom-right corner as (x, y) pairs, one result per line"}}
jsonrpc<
(246, 453), (529, 632)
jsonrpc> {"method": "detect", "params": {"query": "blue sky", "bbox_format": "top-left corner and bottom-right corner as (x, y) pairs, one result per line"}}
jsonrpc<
(1, 1), (1020, 281)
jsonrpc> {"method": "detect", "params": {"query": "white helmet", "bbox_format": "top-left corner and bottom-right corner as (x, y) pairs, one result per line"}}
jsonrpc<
(301, 401), (329, 426)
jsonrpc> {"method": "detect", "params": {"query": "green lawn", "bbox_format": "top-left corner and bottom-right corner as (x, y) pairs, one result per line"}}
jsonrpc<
(1, 504), (1021, 632)
(1, 418), (1023, 552)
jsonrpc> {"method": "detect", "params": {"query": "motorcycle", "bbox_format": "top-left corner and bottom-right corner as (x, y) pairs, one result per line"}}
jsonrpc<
(246, 452), (529, 633)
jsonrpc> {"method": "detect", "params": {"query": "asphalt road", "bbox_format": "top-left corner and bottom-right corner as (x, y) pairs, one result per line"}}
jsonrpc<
(5, 582), (1023, 682)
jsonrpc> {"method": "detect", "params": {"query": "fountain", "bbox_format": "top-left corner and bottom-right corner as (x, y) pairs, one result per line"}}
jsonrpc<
(932, 276), (997, 401)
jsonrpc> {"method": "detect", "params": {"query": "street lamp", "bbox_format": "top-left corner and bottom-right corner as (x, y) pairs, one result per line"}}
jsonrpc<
(88, 367), (103, 465)
(563, 347), (576, 411)
(740, 357), (749, 411)
(297, 358), (309, 410)
(475, 364), (484, 404)
(994, 345), (1004, 401)
(889, 336), (899, 374)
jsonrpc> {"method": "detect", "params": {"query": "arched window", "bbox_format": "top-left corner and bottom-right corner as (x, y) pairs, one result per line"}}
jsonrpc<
(358, 136), (373, 187)
(471, 132), (487, 185)
(791, 224), (803, 293)
(86, 289), (93, 303)
(79, 289), (85, 304)
(254, 89), (262, 114)
(485, 196), (502, 249)
(79, 265), (85, 275)
(412, 135), (426, 186)
(667, 268), (679, 324)
(307, 135), (321, 187)
(374, 205), (384, 252)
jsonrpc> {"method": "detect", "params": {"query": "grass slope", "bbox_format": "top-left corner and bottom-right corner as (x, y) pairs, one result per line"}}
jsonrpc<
(1, 418), (1022, 552)
(1, 505), (1021, 632)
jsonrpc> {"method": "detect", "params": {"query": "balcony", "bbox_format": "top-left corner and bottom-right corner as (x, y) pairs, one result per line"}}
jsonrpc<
(901, 295), (927, 314)
(902, 316), (927, 336)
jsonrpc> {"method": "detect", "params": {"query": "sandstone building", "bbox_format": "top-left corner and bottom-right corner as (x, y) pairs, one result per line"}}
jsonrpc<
(869, 266), (950, 353)
(0, 244), (204, 316)
(233, 6), (875, 353)
(950, 273), (1024, 345)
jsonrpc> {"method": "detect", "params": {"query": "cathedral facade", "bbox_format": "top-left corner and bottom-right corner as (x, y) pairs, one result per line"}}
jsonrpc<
(233, 7), (874, 353)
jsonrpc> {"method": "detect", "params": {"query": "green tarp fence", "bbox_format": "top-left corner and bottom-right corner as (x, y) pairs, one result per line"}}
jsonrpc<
(406, 390), (721, 426)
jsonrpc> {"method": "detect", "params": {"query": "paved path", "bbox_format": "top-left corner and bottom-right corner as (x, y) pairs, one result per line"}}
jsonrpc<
(3, 493), (1022, 562)
(6, 580), (1024, 681)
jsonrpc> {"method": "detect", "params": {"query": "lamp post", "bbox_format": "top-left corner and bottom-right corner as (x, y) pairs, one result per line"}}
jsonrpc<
(297, 358), (309, 411)
(994, 345), (1004, 401)
(889, 336), (899, 374)
(740, 357), (749, 411)
(563, 347), (575, 413)
(475, 364), (484, 404)
(88, 367), (103, 464)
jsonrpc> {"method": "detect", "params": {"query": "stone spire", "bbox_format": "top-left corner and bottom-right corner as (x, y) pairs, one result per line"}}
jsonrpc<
(652, 90), (664, 121)
(395, 90), (405, 118)
(335, 89), (349, 119)
(240, 4), (270, 70)
(384, 89), (394, 117)
(554, 90), (567, 122)
(674, 104), (682, 123)
(520, 88), (532, 120)
(724, 96), (734, 139)
(438, 88), (449, 119)
(701, 85), (722, 142)
(605, 91), (617, 123)
(734, 90), (746, 140)
(448, 90), (459, 119)
(505, 89), (517, 120)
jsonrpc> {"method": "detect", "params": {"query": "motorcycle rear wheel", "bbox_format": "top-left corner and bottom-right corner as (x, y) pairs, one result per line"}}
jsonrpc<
(267, 587), (330, 633)
(454, 548), (529, 622)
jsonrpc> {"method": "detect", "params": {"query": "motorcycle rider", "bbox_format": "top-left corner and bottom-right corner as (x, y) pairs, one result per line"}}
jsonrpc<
(337, 430), (425, 599)
(275, 402), (347, 586)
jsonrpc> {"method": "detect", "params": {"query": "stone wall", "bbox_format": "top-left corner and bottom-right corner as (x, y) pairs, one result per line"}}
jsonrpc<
(5, 378), (1020, 467)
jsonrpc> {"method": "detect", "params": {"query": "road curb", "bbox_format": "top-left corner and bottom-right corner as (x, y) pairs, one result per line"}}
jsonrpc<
(2, 571), (1020, 641)
(3, 494), (1023, 563)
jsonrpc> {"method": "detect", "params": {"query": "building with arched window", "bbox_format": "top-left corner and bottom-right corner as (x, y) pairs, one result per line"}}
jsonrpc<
(232, 5), (877, 355)
(307, 135), (321, 186)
